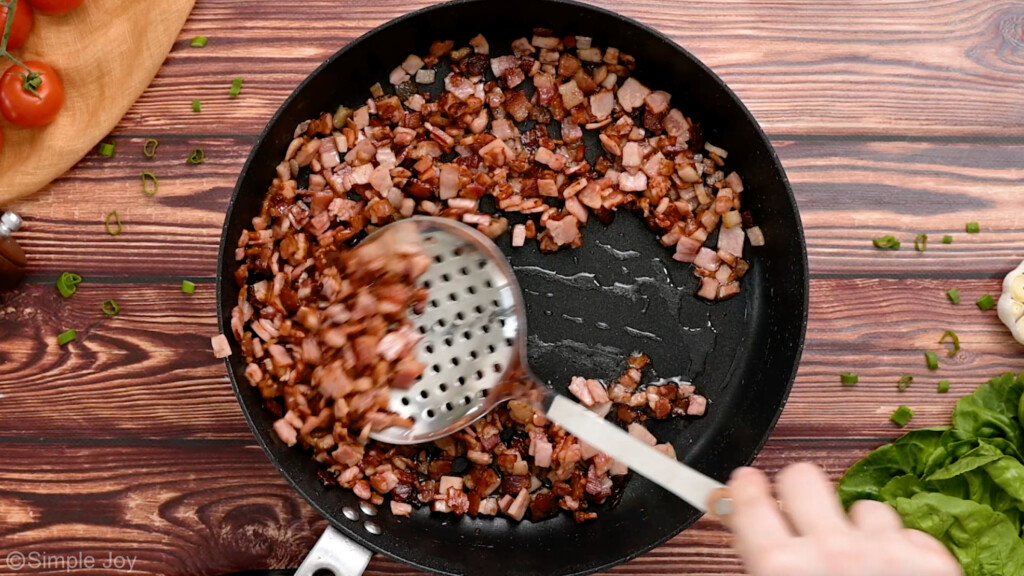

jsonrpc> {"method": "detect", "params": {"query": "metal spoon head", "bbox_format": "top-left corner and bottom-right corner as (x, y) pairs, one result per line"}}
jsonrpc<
(366, 216), (528, 445)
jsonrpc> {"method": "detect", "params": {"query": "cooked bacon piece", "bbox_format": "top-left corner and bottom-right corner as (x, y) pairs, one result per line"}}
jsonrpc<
(546, 215), (580, 246)
(506, 488), (531, 521)
(211, 334), (232, 358)
(617, 77), (651, 113)
(627, 422), (658, 446)
(391, 501), (413, 517)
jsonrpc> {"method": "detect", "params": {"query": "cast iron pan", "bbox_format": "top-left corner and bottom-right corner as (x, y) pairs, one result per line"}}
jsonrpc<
(216, 0), (808, 574)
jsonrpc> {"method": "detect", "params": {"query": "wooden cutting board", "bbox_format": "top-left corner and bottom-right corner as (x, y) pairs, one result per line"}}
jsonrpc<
(0, 0), (195, 203)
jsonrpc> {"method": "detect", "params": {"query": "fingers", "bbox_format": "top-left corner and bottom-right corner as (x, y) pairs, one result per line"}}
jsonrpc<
(726, 467), (793, 558)
(849, 499), (904, 532)
(775, 462), (850, 535)
(904, 529), (964, 575)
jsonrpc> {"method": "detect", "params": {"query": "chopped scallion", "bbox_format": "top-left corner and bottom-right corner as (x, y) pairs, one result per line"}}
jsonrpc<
(187, 148), (205, 165)
(229, 77), (244, 98)
(872, 235), (901, 250)
(104, 210), (122, 236)
(947, 288), (961, 304)
(56, 272), (82, 298)
(966, 222), (980, 234)
(942, 235), (953, 244)
(190, 36), (208, 48)
(940, 330), (961, 357)
(925, 351), (939, 371)
(142, 171), (159, 196)
(840, 373), (859, 386)
(977, 294), (996, 311)
(181, 280), (197, 294)
(937, 380), (951, 393)
(914, 233), (927, 252)
(898, 374), (914, 391)
(891, 405), (914, 427)
(98, 141), (116, 157)
(57, 329), (77, 346)
(143, 138), (159, 158)
(192, 100), (202, 113)
(101, 299), (120, 317)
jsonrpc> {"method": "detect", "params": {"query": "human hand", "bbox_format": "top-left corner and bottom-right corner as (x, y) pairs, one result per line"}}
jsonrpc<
(718, 463), (963, 576)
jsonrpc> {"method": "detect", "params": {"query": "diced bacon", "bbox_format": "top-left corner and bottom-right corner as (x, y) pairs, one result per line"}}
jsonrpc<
(478, 498), (500, 516)
(478, 138), (514, 167)
(547, 216), (580, 246)
(618, 171), (647, 192)
(498, 494), (515, 513)
(673, 236), (703, 263)
(558, 79), (585, 110)
(627, 422), (657, 446)
(491, 118), (517, 141)
(445, 73), (476, 101)
(469, 34), (489, 55)
(244, 362), (263, 386)
(644, 90), (671, 114)
(534, 439), (553, 468)
(377, 326), (420, 362)
(439, 476), (464, 494)
(414, 69), (435, 85)
(655, 443), (677, 459)
(724, 171), (744, 194)
(535, 147), (567, 171)
(401, 53), (425, 74)
(391, 501), (413, 517)
(467, 450), (493, 465)
(747, 226), (765, 247)
(439, 164), (461, 199)
(211, 334), (232, 358)
(531, 35), (560, 49)
(590, 402), (612, 418)
(272, 418), (298, 446)
(697, 277), (720, 300)
(463, 213), (492, 226)
(693, 247), (721, 271)
(569, 375), (595, 406)
(617, 77), (651, 113)
(578, 47), (602, 62)
(512, 224), (527, 247)
(390, 66), (411, 85)
(537, 179), (560, 197)
(564, 196), (588, 224)
(718, 225), (745, 259)
(369, 165), (393, 192)
(621, 142), (642, 169)
(687, 394), (708, 416)
(354, 480), (372, 500)
(585, 378), (610, 405)
(490, 55), (519, 77)
(448, 198), (478, 211)
(663, 109), (689, 138)
(534, 73), (558, 106)
(506, 488), (531, 521)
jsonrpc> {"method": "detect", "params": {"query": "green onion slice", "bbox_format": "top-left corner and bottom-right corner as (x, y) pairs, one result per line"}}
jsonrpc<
(192, 100), (202, 113)
(891, 405), (914, 427)
(966, 222), (980, 234)
(914, 233), (927, 252)
(840, 373), (859, 386)
(142, 171), (159, 196)
(925, 351), (939, 371)
(190, 36), (208, 48)
(898, 374), (914, 391)
(187, 148), (205, 165)
(101, 299), (120, 317)
(181, 280), (197, 294)
(104, 210), (122, 236)
(940, 330), (961, 357)
(56, 272), (82, 298)
(947, 288), (961, 304)
(57, 329), (77, 346)
(143, 138), (160, 158)
(98, 141), (116, 157)
(942, 235), (953, 244)
(872, 235), (901, 250)
(937, 380), (951, 393)
(977, 294), (996, 311)
(229, 77), (244, 98)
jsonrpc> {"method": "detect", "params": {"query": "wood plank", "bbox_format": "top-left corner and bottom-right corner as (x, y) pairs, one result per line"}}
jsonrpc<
(4, 139), (1022, 278)
(113, 0), (1024, 140)
(3, 279), (1022, 441)
(0, 437), (876, 576)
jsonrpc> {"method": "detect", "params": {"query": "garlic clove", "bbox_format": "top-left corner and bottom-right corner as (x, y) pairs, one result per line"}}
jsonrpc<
(998, 259), (1024, 345)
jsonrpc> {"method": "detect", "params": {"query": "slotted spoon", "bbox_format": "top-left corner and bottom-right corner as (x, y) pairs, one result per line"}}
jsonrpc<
(366, 216), (730, 514)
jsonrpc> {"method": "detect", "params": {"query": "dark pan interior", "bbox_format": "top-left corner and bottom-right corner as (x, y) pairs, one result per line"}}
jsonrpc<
(216, 0), (808, 574)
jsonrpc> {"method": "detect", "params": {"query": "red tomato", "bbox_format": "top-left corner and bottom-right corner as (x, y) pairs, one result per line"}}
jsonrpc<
(0, 61), (64, 128)
(24, 0), (81, 15)
(0, 1), (34, 50)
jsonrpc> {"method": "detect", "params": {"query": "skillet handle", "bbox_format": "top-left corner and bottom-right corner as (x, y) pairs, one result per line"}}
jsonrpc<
(294, 526), (373, 576)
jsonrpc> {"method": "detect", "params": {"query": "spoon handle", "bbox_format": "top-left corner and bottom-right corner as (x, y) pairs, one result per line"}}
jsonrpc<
(547, 394), (727, 513)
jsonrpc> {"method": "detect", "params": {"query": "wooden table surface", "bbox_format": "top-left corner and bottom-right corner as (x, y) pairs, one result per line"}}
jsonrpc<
(2, 0), (1023, 574)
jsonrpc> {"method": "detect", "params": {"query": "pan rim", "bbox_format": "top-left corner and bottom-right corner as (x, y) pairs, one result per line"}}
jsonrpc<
(216, 0), (809, 573)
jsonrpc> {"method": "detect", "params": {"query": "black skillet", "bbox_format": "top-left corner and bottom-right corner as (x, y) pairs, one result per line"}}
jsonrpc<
(216, 0), (808, 574)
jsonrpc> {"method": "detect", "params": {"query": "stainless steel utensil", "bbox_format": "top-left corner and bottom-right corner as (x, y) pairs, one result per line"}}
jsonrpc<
(366, 216), (729, 513)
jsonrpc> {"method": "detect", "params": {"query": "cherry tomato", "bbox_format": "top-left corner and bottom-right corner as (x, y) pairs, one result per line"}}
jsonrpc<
(24, 0), (81, 15)
(0, 1), (34, 50)
(0, 61), (64, 128)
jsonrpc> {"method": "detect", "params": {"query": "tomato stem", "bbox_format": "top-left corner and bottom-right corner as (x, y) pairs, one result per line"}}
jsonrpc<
(0, 0), (30, 71)
(16, 70), (42, 98)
